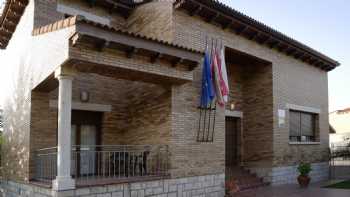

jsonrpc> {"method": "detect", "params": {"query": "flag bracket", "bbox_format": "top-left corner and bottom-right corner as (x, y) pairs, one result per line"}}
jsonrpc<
(197, 103), (217, 142)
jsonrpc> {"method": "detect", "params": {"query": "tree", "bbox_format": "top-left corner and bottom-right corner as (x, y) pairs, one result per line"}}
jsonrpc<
(0, 109), (4, 132)
(0, 109), (2, 132)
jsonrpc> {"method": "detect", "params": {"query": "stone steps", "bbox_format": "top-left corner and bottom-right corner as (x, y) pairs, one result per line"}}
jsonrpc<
(226, 167), (269, 195)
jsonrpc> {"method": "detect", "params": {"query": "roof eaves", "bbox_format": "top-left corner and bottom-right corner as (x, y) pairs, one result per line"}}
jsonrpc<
(0, 0), (29, 49)
(32, 15), (203, 55)
(184, 0), (340, 69)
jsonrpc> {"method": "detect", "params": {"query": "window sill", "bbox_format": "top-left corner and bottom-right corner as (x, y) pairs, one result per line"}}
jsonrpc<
(289, 142), (321, 145)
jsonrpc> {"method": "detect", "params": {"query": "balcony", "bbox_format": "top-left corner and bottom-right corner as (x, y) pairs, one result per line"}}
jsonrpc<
(34, 145), (169, 187)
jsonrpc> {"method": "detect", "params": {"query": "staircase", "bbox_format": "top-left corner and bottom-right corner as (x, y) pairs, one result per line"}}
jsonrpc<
(226, 167), (269, 195)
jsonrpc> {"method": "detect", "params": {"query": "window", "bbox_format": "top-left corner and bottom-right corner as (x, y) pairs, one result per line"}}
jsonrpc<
(289, 110), (317, 142)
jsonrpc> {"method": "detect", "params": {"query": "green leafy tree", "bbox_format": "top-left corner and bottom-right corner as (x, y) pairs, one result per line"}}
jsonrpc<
(0, 109), (3, 132)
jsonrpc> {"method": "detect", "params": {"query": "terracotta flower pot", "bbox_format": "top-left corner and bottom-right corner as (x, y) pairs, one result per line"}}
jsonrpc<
(297, 175), (311, 187)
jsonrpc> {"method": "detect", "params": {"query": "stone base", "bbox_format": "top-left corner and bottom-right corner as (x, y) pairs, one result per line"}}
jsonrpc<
(0, 173), (225, 197)
(249, 162), (329, 185)
(52, 176), (75, 191)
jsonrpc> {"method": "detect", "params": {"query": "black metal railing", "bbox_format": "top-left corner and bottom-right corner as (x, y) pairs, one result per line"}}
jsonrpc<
(329, 145), (350, 179)
(289, 135), (316, 142)
(35, 145), (169, 184)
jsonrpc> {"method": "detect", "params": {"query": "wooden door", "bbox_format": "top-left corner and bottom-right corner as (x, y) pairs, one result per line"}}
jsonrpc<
(225, 117), (239, 167)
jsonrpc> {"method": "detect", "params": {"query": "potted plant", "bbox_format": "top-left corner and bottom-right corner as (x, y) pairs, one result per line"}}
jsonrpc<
(297, 163), (312, 187)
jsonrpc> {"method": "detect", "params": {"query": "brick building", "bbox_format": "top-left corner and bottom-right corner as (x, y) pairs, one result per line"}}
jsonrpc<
(0, 0), (340, 196)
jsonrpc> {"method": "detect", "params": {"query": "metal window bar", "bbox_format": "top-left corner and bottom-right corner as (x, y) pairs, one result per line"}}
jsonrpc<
(197, 104), (217, 142)
(35, 145), (169, 184)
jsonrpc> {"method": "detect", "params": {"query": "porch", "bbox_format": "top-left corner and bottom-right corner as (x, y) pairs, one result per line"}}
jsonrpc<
(30, 70), (176, 190)
(27, 16), (203, 191)
(34, 145), (169, 187)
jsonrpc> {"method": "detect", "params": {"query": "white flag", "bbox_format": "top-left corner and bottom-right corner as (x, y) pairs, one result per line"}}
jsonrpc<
(220, 47), (229, 102)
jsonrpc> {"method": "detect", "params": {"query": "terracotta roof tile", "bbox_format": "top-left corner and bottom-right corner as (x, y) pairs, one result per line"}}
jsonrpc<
(32, 15), (203, 54)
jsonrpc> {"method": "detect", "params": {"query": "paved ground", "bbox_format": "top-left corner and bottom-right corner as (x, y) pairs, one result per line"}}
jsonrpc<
(233, 181), (350, 197)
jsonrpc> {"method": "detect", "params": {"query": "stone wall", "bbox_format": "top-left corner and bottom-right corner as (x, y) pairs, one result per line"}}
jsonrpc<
(250, 162), (329, 185)
(0, 174), (225, 197)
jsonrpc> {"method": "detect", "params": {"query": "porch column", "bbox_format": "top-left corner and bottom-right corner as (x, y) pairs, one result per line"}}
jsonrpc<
(53, 67), (76, 191)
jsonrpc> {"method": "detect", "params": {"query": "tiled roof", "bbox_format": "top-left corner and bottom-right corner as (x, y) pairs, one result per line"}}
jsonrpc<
(178, 0), (340, 71)
(0, 0), (341, 71)
(0, 0), (28, 49)
(32, 15), (203, 54)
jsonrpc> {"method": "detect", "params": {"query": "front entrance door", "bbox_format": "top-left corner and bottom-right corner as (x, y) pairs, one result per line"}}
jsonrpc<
(71, 110), (102, 177)
(225, 117), (240, 168)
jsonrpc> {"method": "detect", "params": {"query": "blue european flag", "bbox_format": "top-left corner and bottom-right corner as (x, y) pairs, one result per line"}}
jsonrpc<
(200, 50), (215, 108)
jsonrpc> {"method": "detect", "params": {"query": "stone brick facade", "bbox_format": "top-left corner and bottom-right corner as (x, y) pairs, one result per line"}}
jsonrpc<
(0, 174), (225, 197)
(250, 162), (329, 185)
(172, 10), (329, 167)
(1, 0), (333, 195)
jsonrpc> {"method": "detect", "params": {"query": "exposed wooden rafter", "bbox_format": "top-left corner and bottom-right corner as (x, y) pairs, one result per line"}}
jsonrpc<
(0, 0), (29, 49)
(207, 12), (219, 23)
(248, 31), (259, 40)
(172, 58), (184, 67)
(126, 47), (139, 58)
(189, 5), (202, 16)
(150, 52), (163, 63)
(222, 20), (232, 30)
(268, 41), (280, 49)
(235, 26), (247, 35)
(178, 0), (339, 71)
(96, 40), (110, 52)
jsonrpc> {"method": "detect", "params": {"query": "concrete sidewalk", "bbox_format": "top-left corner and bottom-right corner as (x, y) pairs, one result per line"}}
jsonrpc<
(234, 181), (350, 197)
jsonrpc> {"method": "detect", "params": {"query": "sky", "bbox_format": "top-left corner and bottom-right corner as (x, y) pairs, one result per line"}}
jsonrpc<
(219, 0), (350, 112)
(0, 0), (349, 112)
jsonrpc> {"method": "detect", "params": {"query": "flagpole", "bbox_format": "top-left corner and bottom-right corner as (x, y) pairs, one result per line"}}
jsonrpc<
(198, 35), (208, 142)
(206, 37), (215, 141)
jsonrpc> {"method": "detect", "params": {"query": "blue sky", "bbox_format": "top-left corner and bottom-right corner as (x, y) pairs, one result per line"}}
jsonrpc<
(0, 0), (349, 112)
(220, 0), (350, 112)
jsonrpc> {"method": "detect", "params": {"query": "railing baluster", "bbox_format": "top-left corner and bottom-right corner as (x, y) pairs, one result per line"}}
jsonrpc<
(108, 151), (111, 178)
(35, 145), (169, 185)
(124, 147), (126, 178)
(118, 151), (120, 178)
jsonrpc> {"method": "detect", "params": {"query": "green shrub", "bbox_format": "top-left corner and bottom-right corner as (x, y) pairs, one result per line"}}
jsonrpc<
(297, 163), (312, 176)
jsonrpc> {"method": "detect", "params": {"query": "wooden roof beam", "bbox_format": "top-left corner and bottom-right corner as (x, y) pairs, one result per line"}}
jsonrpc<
(248, 32), (259, 40)
(302, 55), (312, 62)
(105, 0), (133, 10)
(268, 40), (280, 49)
(222, 20), (232, 30)
(150, 52), (163, 63)
(261, 36), (272, 45)
(76, 22), (203, 64)
(286, 48), (297, 56)
(96, 40), (110, 52)
(172, 58), (184, 67)
(277, 44), (286, 52)
(189, 5), (202, 16)
(126, 46), (139, 58)
(11, 0), (27, 9)
(294, 52), (306, 60)
(235, 25), (247, 35)
(206, 12), (219, 23)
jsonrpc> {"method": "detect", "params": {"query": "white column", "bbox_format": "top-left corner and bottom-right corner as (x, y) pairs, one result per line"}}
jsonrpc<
(53, 68), (75, 191)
